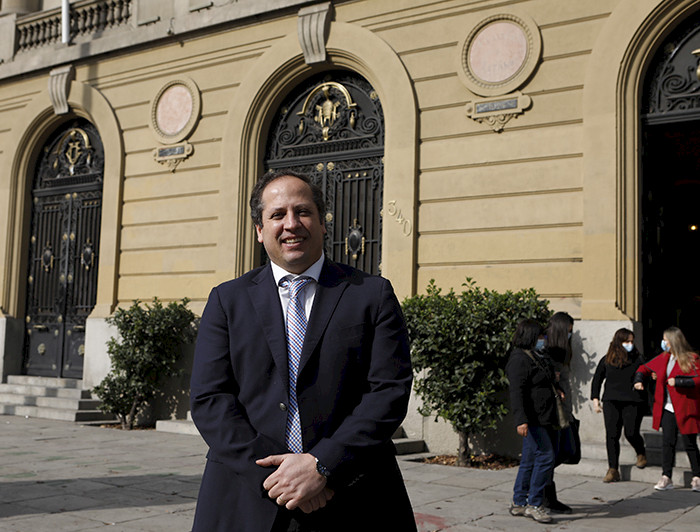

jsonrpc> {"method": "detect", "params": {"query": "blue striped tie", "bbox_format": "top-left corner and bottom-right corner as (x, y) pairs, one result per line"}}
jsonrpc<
(280, 276), (312, 453)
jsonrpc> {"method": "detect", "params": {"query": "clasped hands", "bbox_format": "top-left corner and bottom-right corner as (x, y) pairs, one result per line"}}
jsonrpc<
(256, 453), (334, 514)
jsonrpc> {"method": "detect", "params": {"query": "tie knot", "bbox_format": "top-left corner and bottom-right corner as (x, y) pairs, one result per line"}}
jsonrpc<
(281, 276), (312, 298)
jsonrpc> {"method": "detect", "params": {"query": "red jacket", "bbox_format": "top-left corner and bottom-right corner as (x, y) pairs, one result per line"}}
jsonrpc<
(636, 352), (700, 434)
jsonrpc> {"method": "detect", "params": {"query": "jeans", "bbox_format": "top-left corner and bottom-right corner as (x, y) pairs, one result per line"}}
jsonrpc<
(603, 400), (646, 469)
(661, 409), (700, 478)
(513, 425), (556, 507)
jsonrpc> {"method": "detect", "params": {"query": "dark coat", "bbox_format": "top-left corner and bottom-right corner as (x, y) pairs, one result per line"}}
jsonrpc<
(506, 348), (559, 428)
(635, 351), (700, 435)
(590, 351), (646, 403)
(189, 260), (416, 532)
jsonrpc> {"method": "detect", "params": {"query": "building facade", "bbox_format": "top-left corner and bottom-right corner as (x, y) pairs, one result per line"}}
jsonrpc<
(0, 0), (698, 453)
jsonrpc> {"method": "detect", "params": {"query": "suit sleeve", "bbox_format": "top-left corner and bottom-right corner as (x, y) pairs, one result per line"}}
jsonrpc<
(308, 279), (413, 480)
(190, 286), (285, 496)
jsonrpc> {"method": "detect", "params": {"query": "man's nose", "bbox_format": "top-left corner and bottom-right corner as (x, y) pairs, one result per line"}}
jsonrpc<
(283, 212), (301, 228)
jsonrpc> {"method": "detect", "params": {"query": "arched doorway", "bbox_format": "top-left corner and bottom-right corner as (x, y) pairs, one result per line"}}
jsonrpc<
(641, 15), (700, 354)
(264, 70), (385, 275)
(23, 118), (104, 378)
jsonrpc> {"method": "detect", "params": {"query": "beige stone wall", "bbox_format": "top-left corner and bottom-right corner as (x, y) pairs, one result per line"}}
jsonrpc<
(0, 0), (640, 321)
(4, 0), (700, 451)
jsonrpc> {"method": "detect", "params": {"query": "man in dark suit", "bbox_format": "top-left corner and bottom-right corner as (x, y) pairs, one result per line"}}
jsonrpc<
(190, 170), (417, 532)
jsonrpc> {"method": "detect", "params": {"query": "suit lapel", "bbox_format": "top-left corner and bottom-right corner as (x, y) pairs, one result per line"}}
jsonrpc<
(299, 260), (350, 372)
(248, 265), (290, 391)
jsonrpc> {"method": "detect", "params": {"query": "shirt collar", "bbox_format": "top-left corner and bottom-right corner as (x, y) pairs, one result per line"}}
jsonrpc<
(271, 252), (325, 286)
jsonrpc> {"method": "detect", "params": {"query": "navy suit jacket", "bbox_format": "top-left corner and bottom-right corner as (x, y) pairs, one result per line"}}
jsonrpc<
(190, 260), (416, 531)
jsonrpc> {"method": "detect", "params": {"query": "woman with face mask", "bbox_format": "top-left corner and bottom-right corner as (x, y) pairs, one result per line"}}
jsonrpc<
(634, 327), (700, 491)
(506, 319), (561, 523)
(540, 311), (575, 514)
(590, 328), (647, 482)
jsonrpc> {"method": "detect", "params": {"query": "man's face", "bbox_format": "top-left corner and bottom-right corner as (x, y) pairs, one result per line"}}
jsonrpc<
(255, 175), (326, 274)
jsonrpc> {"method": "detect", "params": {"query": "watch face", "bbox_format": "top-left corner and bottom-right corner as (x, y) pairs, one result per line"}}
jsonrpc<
(316, 460), (331, 478)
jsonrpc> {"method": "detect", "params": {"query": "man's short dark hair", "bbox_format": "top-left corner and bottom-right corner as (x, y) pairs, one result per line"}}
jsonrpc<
(250, 169), (326, 228)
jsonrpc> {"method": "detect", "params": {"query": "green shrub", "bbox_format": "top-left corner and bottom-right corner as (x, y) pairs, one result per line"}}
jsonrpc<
(402, 279), (551, 464)
(93, 298), (197, 429)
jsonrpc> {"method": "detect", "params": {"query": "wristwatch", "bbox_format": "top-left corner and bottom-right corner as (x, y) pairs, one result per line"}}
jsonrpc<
(314, 457), (331, 479)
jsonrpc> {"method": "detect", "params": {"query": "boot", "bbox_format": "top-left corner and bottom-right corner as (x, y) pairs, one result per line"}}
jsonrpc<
(635, 454), (647, 469)
(603, 468), (620, 483)
(543, 482), (572, 514)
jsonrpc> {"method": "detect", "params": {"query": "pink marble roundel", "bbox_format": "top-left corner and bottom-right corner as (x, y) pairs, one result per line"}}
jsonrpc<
(155, 84), (193, 136)
(469, 21), (528, 84)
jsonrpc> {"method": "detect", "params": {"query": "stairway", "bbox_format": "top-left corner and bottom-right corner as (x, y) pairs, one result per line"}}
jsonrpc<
(558, 416), (699, 487)
(0, 375), (114, 423)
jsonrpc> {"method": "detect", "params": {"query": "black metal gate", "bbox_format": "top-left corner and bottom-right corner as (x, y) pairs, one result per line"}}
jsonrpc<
(640, 16), (700, 355)
(264, 71), (385, 275)
(24, 119), (104, 378)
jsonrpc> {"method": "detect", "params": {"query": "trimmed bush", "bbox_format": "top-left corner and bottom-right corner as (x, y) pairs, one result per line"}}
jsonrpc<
(93, 298), (197, 429)
(402, 279), (551, 464)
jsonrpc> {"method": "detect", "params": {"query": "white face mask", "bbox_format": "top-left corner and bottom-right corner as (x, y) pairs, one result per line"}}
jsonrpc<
(622, 342), (634, 353)
(661, 339), (670, 352)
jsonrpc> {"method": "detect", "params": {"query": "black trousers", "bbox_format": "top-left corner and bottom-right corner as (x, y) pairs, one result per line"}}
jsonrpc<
(602, 400), (645, 469)
(661, 408), (700, 478)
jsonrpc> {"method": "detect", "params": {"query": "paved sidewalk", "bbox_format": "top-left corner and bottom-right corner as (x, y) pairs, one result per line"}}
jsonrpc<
(1, 416), (700, 531)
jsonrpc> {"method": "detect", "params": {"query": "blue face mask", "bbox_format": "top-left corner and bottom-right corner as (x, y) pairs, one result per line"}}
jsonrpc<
(661, 339), (670, 352)
(622, 342), (634, 353)
(535, 338), (546, 351)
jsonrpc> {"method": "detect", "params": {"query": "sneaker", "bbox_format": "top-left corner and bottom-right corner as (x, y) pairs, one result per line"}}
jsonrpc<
(603, 468), (620, 483)
(509, 503), (527, 516)
(525, 505), (553, 523)
(636, 454), (647, 469)
(692, 477), (700, 492)
(654, 475), (674, 491)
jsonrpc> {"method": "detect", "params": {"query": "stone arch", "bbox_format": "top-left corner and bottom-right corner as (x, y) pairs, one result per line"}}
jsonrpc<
(219, 21), (417, 298)
(581, 0), (700, 320)
(0, 80), (123, 321)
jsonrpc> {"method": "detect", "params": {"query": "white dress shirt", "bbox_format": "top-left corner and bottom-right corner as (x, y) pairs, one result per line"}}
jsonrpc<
(270, 253), (325, 326)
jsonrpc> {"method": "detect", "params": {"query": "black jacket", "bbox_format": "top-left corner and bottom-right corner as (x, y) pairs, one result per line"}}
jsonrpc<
(506, 347), (559, 427)
(590, 351), (646, 403)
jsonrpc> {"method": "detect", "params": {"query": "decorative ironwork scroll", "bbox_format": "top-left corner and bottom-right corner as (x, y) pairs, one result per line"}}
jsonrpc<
(265, 71), (385, 275)
(643, 17), (700, 122)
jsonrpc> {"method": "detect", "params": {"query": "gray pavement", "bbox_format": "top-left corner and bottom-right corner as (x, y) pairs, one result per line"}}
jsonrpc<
(1, 416), (699, 531)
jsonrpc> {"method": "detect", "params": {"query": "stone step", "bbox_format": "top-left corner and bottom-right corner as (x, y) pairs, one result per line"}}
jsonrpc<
(155, 419), (200, 436)
(394, 437), (427, 455)
(0, 375), (114, 424)
(0, 382), (90, 399)
(0, 392), (101, 410)
(7, 375), (81, 388)
(558, 456), (697, 488)
(0, 403), (111, 422)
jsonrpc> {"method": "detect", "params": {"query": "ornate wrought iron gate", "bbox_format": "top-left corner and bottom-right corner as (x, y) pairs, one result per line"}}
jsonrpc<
(264, 71), (385, 275)
(641, 15), (700, 354)
(24, 119), (104, 378)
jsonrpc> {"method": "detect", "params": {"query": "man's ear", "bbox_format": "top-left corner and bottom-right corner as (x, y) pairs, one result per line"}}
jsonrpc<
(255, 224), (264, 243)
